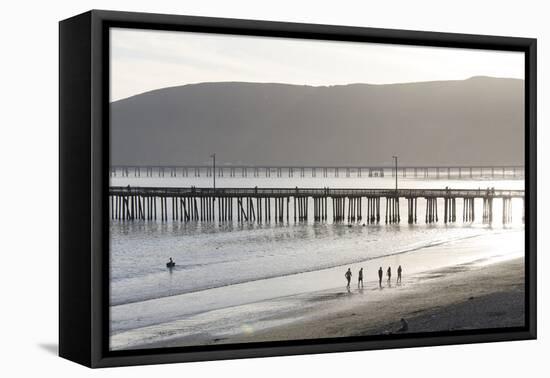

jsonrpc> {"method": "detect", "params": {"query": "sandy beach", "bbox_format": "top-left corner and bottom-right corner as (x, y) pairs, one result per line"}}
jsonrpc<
(229, 257), (525, 344)
(129, 254), (524, 350)
(110, 228), (524, 351)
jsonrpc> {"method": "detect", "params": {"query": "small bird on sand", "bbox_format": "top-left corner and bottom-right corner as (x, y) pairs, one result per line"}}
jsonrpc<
(397, 318), (409, 332)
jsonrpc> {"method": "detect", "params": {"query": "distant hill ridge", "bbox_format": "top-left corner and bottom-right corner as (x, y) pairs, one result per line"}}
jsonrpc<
(111, 77), (524, 166)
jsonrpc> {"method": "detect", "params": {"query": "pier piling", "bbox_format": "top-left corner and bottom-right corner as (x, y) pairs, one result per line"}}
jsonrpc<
(109, 187), (523, 227)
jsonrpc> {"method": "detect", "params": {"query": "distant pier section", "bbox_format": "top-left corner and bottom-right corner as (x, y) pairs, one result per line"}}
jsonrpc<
(109, 165), (525, 179)
(109, 186), (525, 225)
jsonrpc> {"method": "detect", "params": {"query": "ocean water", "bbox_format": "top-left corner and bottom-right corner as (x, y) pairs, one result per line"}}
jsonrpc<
(109, 175), (524, 348)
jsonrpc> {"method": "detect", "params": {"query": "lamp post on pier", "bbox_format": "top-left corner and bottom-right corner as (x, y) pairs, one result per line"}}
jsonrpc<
(393, 155), (398, 192)
(210, 153), (216, 192)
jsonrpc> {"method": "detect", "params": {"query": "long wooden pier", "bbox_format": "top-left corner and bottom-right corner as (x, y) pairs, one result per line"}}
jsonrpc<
(109, 187), (524, 225)
(109, 165), (524, 180)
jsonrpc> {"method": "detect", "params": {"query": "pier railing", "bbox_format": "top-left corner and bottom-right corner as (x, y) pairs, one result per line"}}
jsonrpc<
(110, 186), (524, 199)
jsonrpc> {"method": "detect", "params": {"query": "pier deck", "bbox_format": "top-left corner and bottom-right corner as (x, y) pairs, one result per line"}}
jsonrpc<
(110, 186), (524, 198)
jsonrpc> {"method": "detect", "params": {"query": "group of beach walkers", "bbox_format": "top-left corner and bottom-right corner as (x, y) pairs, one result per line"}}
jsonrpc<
(345, 265), (402, 289)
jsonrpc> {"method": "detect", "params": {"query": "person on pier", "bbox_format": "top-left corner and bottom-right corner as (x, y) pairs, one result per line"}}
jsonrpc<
(378, 267), (383, 288)
(358, 267), (364, 288)
(387, 266), (392, 285)
(345, 268), (352, 288)
(397, 265), (403, 284)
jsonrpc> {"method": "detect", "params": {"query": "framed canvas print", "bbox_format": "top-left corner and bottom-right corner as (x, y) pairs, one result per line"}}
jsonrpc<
(59, 10), (536, 368)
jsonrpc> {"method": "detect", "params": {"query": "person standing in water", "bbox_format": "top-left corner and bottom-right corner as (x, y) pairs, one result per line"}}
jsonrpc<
(378, 267), (383, 287)
(397, 265), (403, 284)
(387, 266), (392, 285)
(345, 268), (352, 288)
(358, 268), (364, 288)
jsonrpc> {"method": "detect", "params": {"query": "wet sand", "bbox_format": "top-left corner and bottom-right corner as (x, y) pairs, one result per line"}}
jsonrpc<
(227, 258), (525, 343)
(134, 256), (524, 349)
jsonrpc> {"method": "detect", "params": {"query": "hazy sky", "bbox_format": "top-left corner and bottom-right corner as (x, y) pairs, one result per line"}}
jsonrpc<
(110, 27), (524, 102)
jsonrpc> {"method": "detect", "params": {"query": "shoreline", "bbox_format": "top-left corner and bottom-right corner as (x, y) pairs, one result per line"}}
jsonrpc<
(110, 230), (523, 342)
(120, 256), (524, 350)
(111, 227), (512, 307)
(224, 257), (525, 344)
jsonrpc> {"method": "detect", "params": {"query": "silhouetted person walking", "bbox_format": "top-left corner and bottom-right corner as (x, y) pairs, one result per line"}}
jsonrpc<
(378, 267), (383, 287)
(358, 268), (364, 288)
(387, 266), (392, 285)
(345, 268), (352, 288)
(397, 265), (402, 284)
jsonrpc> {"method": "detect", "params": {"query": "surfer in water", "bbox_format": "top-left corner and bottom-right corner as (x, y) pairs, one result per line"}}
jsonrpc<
(378, 267), (383, 288)
(358, 267), (364, 288)
(167, 257), (175, 268)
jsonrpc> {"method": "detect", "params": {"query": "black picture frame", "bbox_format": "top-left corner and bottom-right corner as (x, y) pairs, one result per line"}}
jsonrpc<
(59, 9), (537, 368)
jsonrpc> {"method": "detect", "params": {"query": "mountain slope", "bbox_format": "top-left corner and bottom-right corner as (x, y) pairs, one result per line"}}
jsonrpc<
(110, 77), (524, 166)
